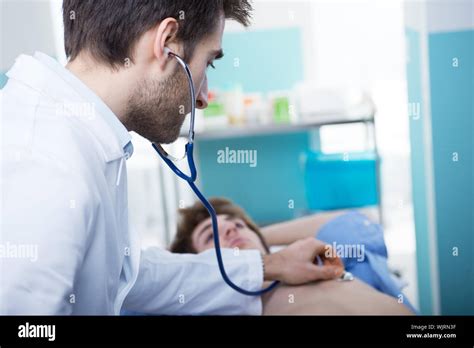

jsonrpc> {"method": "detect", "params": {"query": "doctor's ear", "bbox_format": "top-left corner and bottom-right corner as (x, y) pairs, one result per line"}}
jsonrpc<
(153, 17), (180, 70)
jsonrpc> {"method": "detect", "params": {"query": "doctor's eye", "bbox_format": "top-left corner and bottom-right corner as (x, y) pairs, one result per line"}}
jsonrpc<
(206, 233), (213, 243)
(207, 62), (216, 69)
(235, 221), (245, 228)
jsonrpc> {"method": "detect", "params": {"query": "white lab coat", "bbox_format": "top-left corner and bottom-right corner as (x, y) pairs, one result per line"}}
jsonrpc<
(0, 53), (263, 315)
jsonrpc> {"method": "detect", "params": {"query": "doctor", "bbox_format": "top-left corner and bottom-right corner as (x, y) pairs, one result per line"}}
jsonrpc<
(0, 0), (343, 315)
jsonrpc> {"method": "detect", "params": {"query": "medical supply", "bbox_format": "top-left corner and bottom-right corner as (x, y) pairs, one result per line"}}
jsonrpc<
(203, 91), (228, 129)
(242, 93), (265, 125)
(152, 47), (279, 296)
(295, 84), (375, 123)
(273, 96), (291, 124)
(223, 85), (245, 125)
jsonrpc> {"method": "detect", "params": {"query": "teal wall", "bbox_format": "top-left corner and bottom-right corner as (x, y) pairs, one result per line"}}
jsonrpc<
(196, 132), (311, 225)
(197, 27), (309, 225)
(0, 73), (8, 89)
(406, 28), (474, 314)
(428, 30), (474, 315)
(207, 27), (304, 93)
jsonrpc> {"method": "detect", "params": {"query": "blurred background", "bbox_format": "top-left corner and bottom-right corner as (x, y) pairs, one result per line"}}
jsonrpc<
(1, 0), (472, 315)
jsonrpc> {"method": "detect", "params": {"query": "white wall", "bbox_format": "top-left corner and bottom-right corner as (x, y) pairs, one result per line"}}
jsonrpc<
(308, 0), (418, 307)
(1, 0), (57, 70)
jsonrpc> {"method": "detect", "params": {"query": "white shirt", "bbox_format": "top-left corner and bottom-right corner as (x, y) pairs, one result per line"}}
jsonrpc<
(0, 52), (263, 315)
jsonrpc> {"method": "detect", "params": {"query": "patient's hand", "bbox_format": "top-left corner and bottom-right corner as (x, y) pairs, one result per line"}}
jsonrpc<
(263, 238), (344, 285)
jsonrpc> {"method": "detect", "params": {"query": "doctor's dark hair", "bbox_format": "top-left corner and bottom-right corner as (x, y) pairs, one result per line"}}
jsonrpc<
(62, 0), (252, 68)
(170, 197), (270, 254)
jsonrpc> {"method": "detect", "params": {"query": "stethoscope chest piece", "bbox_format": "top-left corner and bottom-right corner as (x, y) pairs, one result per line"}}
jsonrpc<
(338, 271), (354, 282)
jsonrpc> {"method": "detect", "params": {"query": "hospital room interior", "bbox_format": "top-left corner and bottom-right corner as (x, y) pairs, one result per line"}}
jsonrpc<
(1, 0), (472, 316)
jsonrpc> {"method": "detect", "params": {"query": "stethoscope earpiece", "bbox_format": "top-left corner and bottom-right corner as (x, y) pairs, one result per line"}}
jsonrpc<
(163, 47), (172, 57)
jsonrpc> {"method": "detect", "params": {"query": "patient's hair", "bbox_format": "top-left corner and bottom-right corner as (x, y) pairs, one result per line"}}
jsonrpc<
(170, 197), (270, 254)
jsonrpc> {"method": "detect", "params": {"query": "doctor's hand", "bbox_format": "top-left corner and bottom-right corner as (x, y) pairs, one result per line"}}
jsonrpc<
(262, 238), (344, 285)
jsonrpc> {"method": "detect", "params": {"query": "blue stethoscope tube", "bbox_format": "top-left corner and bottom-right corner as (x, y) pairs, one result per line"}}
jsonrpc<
(152, 50), (279, 296)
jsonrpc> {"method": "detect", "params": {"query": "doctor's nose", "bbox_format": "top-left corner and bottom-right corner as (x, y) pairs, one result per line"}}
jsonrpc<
(196, 76), (208, 109)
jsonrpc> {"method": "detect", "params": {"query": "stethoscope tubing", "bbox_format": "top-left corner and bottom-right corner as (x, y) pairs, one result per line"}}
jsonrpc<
(152, 50), (279, 296)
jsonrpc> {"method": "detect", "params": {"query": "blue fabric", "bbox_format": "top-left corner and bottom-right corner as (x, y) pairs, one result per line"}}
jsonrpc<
(317, 211), (418, 313)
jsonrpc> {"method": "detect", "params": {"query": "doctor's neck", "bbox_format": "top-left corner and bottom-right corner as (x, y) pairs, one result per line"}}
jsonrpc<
(66, 53), (139, 130)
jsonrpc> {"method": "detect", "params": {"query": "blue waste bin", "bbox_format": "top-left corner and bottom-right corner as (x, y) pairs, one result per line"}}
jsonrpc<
(304, 151), (379, 210)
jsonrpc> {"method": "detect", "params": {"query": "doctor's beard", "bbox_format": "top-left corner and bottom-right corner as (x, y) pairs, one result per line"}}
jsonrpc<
(124, 67), (190, 144)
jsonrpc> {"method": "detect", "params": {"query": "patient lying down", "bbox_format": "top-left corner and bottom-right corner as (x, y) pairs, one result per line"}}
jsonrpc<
(170, 198), (413, 315)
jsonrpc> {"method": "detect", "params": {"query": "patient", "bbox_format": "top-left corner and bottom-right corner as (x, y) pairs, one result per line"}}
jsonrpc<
(170, 198), (414, 315)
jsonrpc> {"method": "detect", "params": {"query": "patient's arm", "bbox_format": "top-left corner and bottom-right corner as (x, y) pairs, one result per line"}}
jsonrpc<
(260, 207), (378, 246)
(260, 210), (346, 246)
(262, 278), (413, 315)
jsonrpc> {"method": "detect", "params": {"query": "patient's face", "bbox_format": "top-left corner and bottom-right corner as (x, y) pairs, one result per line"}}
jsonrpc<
(192, 214), (267, 254)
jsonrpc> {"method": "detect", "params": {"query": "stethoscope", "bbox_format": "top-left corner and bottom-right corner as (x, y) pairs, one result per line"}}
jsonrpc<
(152, 47), (279, 296)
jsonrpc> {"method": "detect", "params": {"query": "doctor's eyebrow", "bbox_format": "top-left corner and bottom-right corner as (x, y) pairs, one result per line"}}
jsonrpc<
(209, 49), (224, 60)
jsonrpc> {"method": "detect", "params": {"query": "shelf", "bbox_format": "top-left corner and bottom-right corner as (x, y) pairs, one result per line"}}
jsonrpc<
(188, 113), (375, 141)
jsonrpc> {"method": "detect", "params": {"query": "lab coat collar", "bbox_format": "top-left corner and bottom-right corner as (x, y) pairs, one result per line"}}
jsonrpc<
(6, 52), (133, 162)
